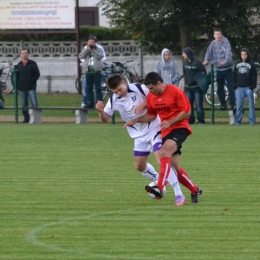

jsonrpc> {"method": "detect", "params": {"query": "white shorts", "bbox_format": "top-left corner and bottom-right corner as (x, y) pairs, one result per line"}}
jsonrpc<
(134, 130), (162, 156)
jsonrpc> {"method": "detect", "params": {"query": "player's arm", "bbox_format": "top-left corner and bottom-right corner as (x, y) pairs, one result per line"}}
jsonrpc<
(123, 112), (156, 128)
(134, 100), (147, 115)
(161, 111), (191, 129)
(96, 101), (111, 123)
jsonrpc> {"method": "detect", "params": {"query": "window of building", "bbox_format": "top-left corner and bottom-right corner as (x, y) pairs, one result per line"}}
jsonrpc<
(78, 7), (99, 26)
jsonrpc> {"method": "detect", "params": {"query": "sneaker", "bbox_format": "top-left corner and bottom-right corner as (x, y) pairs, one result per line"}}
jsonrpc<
(145, 185), (163, 200)
(191, 187), (203, 203)
(175, 195), (185, 206)
(81, 102), (86, 108)
(219, 106), (227, 111)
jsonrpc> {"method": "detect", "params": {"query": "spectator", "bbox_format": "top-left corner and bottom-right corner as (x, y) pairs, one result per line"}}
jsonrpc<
(80, 35), (107, 108)
(182, 47), (207, 125)
(156, 48), (180, 85)
(16, 49), (40, 123)
(233, 48), (257, 125)
(203, 28), (235, 110)
(79, 36), (104, 108)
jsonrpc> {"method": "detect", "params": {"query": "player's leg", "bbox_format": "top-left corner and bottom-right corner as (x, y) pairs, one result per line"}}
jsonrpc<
(134, 156), (158, 181)
(134, 137), (159, 181)
(171, 154), (203, 203)
(153, 139), (185, 205)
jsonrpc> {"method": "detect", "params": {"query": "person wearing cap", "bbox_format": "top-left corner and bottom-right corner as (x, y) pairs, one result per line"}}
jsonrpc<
(182, 47), (207, 125)
(156, 48), (180, 85)
(79, 36), (104, 108)
(233, 48), (257, 125)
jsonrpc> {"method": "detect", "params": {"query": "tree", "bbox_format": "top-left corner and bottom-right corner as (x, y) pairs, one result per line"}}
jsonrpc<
(99, 0), (260, 59)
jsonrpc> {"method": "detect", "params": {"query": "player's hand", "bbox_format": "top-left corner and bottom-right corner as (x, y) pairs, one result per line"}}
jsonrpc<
(219, 61), (225, 66)
(203, 61), (208, 66)
(123, 119), (138, 128)
(96, 101), (104, 112)
(134, 101), (147, 114)
(160, 120), (171, 129)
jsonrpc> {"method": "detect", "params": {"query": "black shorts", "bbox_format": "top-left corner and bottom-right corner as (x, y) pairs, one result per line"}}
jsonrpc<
(162, 128), (189, 155)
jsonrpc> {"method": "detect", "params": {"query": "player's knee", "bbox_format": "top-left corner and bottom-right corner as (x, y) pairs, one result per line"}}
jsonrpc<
(135, 162), (146, 172)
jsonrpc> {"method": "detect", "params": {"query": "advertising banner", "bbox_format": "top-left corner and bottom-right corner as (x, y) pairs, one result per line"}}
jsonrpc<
(0, 0), (75, 29)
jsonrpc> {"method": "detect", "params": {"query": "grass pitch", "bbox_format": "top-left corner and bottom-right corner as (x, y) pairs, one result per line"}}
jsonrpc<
(0, 123), (260, 260)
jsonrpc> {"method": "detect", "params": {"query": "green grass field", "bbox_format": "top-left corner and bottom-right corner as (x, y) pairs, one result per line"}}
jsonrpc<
(1, 123), (260, 260)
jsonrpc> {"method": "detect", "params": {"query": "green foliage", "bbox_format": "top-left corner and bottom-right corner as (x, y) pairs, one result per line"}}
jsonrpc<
(100, 0), (260, 57)
(0, 123), (260, 259)
(0, 27), (131, 42)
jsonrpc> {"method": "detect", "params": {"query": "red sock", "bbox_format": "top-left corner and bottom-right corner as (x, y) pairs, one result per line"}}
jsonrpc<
(177, 168), (197, 194)
(157, 157), (171, 191)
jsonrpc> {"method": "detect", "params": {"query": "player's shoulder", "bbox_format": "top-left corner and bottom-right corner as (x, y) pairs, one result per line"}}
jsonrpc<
(128, 83), (147, 95)
(166, 84), (180, 92)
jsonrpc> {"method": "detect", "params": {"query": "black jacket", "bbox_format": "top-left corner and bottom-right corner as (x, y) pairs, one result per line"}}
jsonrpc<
(183, 47), (206, 87)
(234, 48), (257, 90)
(16, 59), (40, 91)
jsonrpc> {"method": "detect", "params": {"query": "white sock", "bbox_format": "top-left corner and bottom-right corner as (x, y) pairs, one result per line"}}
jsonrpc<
(167, 166), (183, 197)
(141, 163), (159, 181)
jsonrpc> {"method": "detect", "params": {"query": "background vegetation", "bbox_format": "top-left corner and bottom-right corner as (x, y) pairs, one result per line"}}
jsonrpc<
(100, 0), (260, 59)
(1, 1), (260, 59)
(0, 26), (130, 42)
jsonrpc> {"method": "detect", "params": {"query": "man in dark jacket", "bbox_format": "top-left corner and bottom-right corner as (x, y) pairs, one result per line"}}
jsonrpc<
(182, 47), (207, 125)
(234, 48), (257, 125)
(17, 49), (40, 123)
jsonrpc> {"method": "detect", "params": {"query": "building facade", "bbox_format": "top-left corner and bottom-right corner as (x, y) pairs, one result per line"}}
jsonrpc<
(78, 0), (109, 28)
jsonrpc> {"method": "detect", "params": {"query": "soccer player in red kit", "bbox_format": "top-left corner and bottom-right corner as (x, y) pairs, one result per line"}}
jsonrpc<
(125, 72), (203, 203)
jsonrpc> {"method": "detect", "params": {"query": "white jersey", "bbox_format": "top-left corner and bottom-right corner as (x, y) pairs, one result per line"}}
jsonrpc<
(104, 83), (161, 139)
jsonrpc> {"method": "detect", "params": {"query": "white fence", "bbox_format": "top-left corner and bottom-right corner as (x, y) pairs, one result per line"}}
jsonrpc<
(0, 41), (183, 93)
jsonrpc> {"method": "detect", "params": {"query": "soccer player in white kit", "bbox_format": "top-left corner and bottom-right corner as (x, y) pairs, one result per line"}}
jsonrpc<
(96, 74), (185, 206)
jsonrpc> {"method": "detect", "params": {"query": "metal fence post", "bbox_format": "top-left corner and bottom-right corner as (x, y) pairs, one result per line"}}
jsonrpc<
(13, 65), (18, 124)
(210, 64), (215, 125)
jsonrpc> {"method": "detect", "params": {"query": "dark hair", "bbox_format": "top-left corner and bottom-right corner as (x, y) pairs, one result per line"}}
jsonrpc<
(214, 28), (222, 34)
(107, 74), (124, 90)
(20, 48), (29, 54)
(88, 35), (97, 42)
(144, 72), (163, 85)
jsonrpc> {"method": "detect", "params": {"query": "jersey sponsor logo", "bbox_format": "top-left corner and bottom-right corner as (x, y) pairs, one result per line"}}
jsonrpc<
(154, 106), (171, 112)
